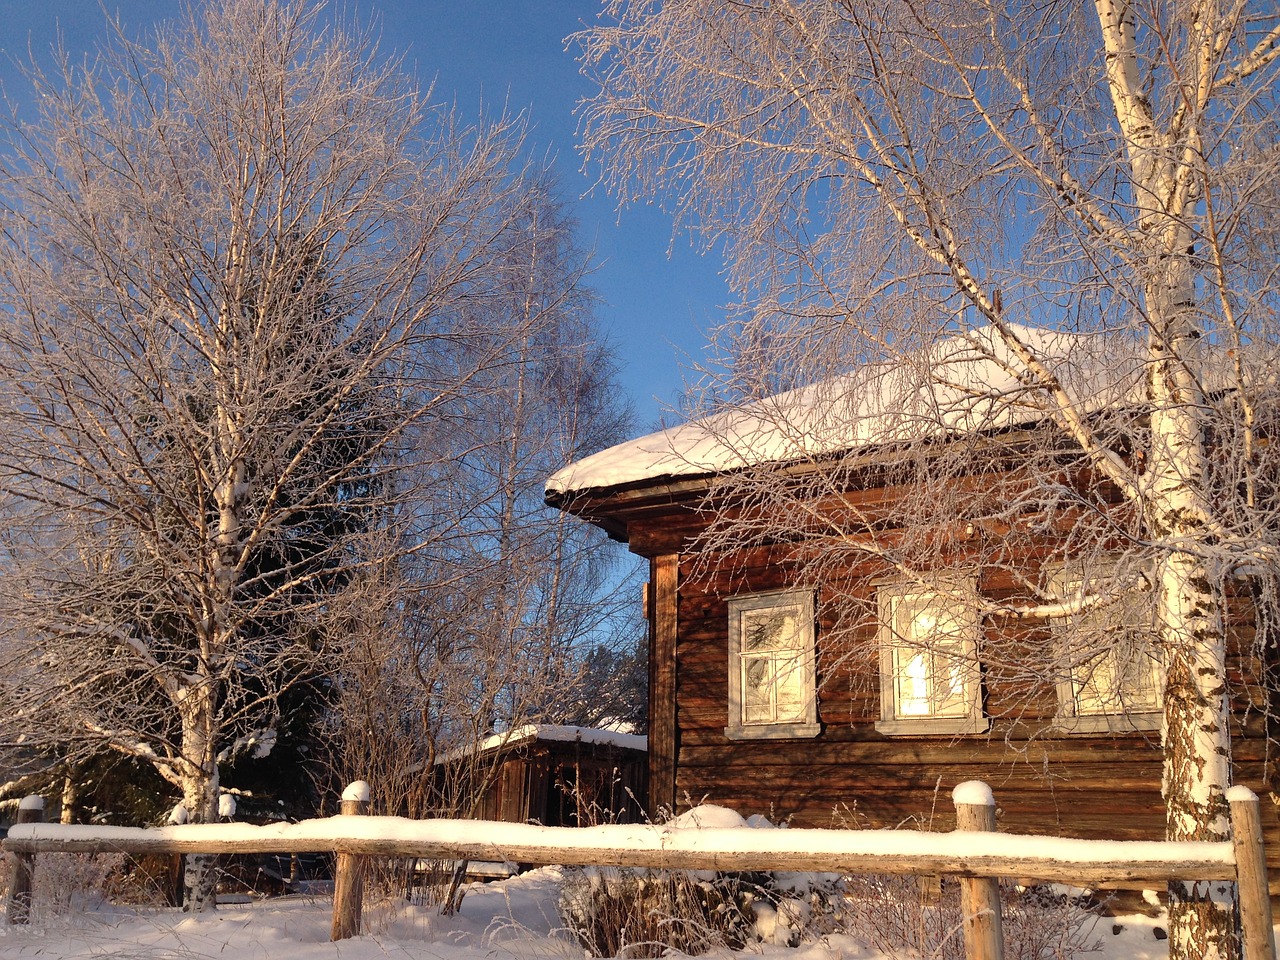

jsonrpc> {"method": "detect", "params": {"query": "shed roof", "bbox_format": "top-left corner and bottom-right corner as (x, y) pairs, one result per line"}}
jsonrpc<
(434, 724), (648, 765)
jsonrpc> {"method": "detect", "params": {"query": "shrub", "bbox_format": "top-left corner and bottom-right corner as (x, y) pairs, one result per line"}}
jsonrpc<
(838, 874), (1105, 960)
(559, 867), (769, 958)
(561, 866), (1106, 958)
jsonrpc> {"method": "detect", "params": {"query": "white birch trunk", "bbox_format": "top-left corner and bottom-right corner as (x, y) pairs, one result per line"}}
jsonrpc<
(177, 675), (221, 911)
(1147, 274), (1238, 958)
(1098, 0), (1238, 950)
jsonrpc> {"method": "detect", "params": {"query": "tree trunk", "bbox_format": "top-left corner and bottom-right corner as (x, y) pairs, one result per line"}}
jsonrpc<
(59, 765), (80, 825)
(1160, 550), (1237, 960)
(1148, 320), (1238, 960)
(179, 681), (221, 913)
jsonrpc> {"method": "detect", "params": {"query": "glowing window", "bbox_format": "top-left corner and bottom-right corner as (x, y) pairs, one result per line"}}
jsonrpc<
(726, 590), (819, 740)
(876, 581), (987, 736)
(1051, 568), (1161, 734)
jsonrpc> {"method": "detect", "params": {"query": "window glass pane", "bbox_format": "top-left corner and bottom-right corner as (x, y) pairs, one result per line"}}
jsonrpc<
(743, 608), (801, 652)
(773, 659), (807, 721)
(895, 648), (932, 715)
(932, 642), (972, 717)
(1060, 577), (1161, 719)
(888, 591), (974, 720)
(1074, 641), (1160, 716)
(743, 656), (773, 722)
(893, 595), (925, 641)
(1125, 646), (1161, 710)
(1075, 649), (1119, 713)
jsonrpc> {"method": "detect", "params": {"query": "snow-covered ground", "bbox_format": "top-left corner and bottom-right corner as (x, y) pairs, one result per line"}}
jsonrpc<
(0, 867), (1187, 960)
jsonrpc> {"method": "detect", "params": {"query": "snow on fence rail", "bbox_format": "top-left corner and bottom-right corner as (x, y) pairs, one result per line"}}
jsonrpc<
(3, 780), (1276, 960)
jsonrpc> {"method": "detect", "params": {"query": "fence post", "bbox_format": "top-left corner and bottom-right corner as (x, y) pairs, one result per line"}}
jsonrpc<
(331, 781), (370, 941)
(952, 781), (1004, 960)
(7, 795), (45, 924)
(1228, 786), (1277, 960)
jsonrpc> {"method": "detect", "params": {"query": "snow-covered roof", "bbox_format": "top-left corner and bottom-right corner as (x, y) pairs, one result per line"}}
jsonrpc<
(546, 323), (1135, 498)
(433, 724), (648, 765)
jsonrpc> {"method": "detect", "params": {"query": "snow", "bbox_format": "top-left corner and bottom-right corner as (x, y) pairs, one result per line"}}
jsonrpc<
(17, 795), (43, 812)
(433, 724), (648, 764)
(341, 781), (371, 803)
(667, 803), (752, 830)
(0, 804), (1258, 960)
(219, 794), (237, 819)
(1226, 784), (1259, 803)
(951, 780), (995, 808)
(0, 868), (1238, 960)
(6, 812), (1233, 871)
(546, 322), (1138, 497)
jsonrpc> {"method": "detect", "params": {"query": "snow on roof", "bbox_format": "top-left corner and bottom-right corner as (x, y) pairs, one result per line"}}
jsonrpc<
(546, 323), (1135, 497)
(433, 724), (648, 765)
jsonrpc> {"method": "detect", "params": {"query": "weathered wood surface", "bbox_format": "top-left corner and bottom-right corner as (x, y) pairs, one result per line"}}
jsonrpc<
(330, 795), (368, 941)
(955, 786), (1004, 960)
(1231, 788), (1278, 960)
(649, 553), (678, 815)
(7, 801), (43, 924)
(1, 820), (1236, 887)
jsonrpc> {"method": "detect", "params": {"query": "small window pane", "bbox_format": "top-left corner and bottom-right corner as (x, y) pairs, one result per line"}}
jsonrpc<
(895, 648), (932, 716)
(773, 659), (807, 720)
(743, 608), (801, 652)
(933, 644), (973, 717)
(743, 657), (773, 722)
(1074, 641), (1160, 716)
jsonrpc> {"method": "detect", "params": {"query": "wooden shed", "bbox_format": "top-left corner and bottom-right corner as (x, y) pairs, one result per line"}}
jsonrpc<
(543, 328), (1280, 866)
(437, 724), (647, 827)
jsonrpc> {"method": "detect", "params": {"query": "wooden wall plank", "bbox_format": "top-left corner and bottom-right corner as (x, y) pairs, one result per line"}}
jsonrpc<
(649, 554), (679, 816)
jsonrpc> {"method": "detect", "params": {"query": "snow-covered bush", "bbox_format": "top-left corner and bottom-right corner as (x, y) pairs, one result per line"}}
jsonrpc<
(19, 852), (130, 920)
(559, 803), (1105, 959)
(558, 805), (812, 957)
(558, 866), (765, 958)
(838, 873), (1105, 960)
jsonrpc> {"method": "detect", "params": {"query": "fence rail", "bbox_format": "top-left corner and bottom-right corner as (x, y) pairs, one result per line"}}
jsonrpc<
(3, 780), (1275, 960)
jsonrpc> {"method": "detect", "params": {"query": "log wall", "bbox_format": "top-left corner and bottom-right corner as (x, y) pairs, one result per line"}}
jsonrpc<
(629, 517), (1280, 872)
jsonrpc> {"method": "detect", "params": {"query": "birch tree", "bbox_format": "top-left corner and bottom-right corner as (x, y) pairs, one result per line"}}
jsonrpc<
(325, 184), (638, 825)
(579, 2), (1280, 956)
(0, 0), (556, 909)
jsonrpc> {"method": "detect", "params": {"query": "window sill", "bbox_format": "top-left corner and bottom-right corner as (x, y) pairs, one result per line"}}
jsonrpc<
(1053, 712), (1161, 735)
(725, 721), (821, 741)
(875, 716), (989, 737)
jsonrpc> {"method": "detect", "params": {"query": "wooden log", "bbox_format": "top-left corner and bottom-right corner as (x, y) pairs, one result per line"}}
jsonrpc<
(7, 796), (44, 924)
(331, 782), (370, 942)
(1, 818), (1236, 887)
(953, 782), (1004, 960)
(1228, 786), (1277, 960)
(650, 553), (678, 815)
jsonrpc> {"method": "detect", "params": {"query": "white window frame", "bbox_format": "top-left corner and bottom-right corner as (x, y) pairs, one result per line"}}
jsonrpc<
(875, 579), (988, 736)
(725, 589), (820, 741)
(1049, 565), (1162, 734)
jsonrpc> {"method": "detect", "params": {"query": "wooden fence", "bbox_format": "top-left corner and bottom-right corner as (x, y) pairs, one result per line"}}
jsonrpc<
(3, 780), (1275, 960)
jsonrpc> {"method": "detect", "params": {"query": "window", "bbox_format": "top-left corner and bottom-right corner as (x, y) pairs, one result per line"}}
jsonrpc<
(1051, 568), (1161, 733)
(876, 581), (987, 736)
(726, 590), (819, 740)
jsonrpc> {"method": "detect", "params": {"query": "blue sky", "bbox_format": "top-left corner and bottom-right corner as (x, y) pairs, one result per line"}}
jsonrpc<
(0, 0), (729, 434)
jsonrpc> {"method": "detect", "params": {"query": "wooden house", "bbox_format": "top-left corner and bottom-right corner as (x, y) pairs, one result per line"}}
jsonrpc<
(436, 724), (647, 827)
(543, 328), (1280, 863)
